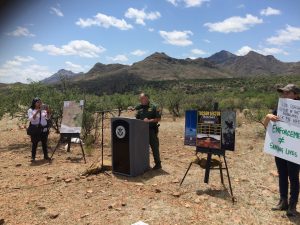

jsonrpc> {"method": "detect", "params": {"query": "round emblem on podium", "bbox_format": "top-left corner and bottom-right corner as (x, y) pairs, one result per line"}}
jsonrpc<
(116, 125), (126, 139)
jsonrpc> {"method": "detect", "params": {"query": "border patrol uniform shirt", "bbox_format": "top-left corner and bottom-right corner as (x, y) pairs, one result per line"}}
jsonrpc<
(135, 104), (161, 129)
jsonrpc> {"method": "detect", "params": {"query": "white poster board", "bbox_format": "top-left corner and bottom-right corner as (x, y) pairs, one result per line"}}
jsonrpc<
(277, 98), (300, 127)
(264, 121), (300, 164)
(60, 100), (84, 134)
(264, 98), (300, 164)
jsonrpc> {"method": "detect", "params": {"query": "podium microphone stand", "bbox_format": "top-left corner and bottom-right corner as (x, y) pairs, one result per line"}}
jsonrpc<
(96, 110), (116, 172)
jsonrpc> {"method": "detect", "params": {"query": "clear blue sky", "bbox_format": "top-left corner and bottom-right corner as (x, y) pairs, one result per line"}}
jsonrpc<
(0, 0), (300, 83)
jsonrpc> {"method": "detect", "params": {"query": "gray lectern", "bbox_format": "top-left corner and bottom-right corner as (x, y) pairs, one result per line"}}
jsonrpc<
(111, 117), (150, 176)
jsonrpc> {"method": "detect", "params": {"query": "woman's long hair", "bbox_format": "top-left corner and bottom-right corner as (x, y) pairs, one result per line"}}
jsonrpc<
(30, 97), (40, 110)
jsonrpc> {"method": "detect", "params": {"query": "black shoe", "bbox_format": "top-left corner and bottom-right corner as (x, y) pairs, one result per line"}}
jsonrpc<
(272, 199), (288, 211)
(287, 202), (297, 217)
(152, 164), (162, 170)
(44, 156), (51, 161)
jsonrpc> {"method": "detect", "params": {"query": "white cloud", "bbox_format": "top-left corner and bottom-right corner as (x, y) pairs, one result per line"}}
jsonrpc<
(50, 6), (64, 17)
(258, 47), (288, 56)
(184, 0), (209, 7)
(236, 46), (254, 56)
(203, 39), (211, 43)
(236, 45), (288, 56)
(33, 40), (106, 58)
(131, 49), (147, 56)
(260, 7), (281, 16)
(14, 56), (35, 63)
(267, 25), (300, 45)
(204, 14), (263, 33)
(22, 65), (52, 82)
(76, 13), (133, 30)
(65, 61), (84, 73)
(166, 0), (209, 7)
(191, 48), (207, 55)
(166, 0), (179, 6)
(159, 30), (193, 46)
(148, 28), (155, 32)
(125, 8), (161, 26)
(107, 55), (129, 63)
(2, 56), (35, 67)
(6, 26), (35, 37)
(0, 56), (51, 83)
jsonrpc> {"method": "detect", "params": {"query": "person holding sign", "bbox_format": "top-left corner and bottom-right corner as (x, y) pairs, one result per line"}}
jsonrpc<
(27, 97), (51, 162)
(263, 84), (300, 217)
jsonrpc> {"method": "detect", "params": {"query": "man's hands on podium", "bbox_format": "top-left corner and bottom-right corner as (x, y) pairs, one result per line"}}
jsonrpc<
(144, 118), (161, 123)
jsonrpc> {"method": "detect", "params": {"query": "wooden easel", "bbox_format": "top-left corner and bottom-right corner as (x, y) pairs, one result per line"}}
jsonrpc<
(50, 133), (86, 163)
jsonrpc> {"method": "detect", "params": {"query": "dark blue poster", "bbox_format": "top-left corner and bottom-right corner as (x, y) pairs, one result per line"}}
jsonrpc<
(221, 111), (236, 151)
(184, 110), (198, 146)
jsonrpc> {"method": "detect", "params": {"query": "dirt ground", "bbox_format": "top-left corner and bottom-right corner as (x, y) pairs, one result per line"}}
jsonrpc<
(0, 112), (300, 225)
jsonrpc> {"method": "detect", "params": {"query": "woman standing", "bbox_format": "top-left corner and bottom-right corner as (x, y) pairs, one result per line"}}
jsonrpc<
(28, 97), (51, 162)
(264, 84), (300, 217)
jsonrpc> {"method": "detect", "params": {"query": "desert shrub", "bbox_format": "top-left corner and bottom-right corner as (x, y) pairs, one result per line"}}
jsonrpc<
(165, 89), (185, 117)
(84, 134), (95, 156)
(242, 108), (269, 127)
(219, 97), (245, 110)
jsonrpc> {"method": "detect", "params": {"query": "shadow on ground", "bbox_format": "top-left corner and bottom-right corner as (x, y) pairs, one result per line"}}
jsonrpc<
(0, 143), (30, 152)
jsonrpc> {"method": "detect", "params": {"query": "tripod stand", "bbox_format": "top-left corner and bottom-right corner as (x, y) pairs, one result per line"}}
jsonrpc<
(50, 133), (86, 163)
(180, 149), (235, 203)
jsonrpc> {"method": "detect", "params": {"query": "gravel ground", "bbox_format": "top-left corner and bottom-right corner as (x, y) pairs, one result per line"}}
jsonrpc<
(0, 113), (300, 225)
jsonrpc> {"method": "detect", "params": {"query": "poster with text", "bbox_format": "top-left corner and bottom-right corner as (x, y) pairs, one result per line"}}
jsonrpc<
(264, 121), (300, 165)
(197, 111), (221, 149)
(277, 98), (300, 127)
(60, 100), (84, 134)
(221, 111), (236, 151)
(184, 110), (198, 146)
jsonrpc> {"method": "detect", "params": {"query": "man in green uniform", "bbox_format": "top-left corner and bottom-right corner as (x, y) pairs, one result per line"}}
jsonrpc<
(135, 93), (162, 170)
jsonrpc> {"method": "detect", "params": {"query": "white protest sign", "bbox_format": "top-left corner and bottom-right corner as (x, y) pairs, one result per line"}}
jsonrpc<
(264, 121), (300, 165)
(277, 98), (300, 127)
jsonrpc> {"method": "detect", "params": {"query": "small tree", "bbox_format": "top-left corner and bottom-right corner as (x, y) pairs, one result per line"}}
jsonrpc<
(243, 108), (270, 128)
(165, 89), (184, 118)
(110, 93), (135, 116)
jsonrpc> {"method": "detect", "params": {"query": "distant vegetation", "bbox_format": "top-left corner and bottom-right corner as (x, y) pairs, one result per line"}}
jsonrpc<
(1, 74), (299, 142)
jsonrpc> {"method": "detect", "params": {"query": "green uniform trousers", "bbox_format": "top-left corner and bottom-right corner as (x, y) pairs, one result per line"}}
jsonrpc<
(149, 128), (161, 165)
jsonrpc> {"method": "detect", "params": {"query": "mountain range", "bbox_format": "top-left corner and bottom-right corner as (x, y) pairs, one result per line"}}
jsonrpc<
(41, 69), (83, 84)
(42, 50), (300, 85)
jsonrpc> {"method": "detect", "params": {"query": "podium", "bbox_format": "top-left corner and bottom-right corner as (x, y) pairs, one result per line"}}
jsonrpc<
(111, 117), (150, 176)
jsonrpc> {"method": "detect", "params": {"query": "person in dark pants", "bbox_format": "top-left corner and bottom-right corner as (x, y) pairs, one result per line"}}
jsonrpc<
(264, 84), (300, 217)
(28, 97), (51, 162)
(135, 93), (162, 170)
